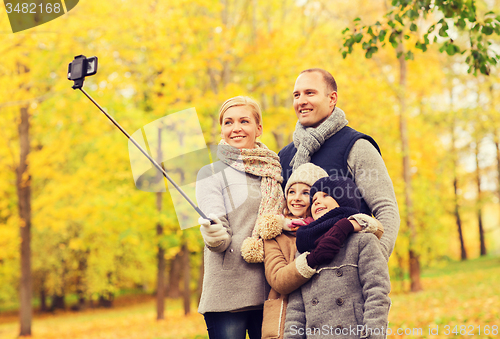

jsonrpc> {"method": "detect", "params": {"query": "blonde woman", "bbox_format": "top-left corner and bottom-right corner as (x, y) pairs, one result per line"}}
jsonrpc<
(196, 96), (284, 339)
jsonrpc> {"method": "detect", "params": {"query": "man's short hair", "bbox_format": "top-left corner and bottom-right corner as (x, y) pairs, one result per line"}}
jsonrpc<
(300, 68), (338, 94)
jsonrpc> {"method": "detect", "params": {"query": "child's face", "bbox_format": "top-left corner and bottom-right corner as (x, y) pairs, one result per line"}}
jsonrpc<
(286, 183), (311, 218)
(311, 191), (340, 220)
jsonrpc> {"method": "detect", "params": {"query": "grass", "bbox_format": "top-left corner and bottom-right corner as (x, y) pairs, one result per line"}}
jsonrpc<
(0, 298), (208, 339)
(1, 256), (499, 338)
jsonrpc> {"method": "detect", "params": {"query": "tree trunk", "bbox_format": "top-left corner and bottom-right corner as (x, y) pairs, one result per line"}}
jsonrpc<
(182, 243), (191, 315)
(156, 192), (166, 320)
(449, 89), (467, 261)
(50, 294), (65, 311)
(495, 136), (500, 211)
(75, 254), (88, 311)
(474, 140), (487, 256)
(453, 174), (467, 260)
(156, 125), (166, 320)
(39, 286), (48, 313)
(397, 37), (421, 292)
(17, 105), (32, 336)
(196, 251), (204, 305)
(167, 251), (183, 298)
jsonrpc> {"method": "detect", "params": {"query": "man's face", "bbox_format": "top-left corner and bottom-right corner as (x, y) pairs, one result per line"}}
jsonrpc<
(293, 72), (337, 128)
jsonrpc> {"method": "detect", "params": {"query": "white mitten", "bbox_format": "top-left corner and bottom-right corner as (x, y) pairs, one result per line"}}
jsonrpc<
(348, 213), (384, 239)
(198, 214), (229, 247)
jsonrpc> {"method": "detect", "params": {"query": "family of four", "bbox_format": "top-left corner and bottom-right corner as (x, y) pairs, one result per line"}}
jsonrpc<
(195, 68), (400, 339)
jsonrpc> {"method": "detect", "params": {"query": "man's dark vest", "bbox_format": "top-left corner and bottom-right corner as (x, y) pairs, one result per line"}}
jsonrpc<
(278, 126), (381, 215)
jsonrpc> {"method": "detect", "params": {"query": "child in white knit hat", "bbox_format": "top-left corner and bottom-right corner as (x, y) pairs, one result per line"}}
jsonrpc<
(281, 163), (329, 229)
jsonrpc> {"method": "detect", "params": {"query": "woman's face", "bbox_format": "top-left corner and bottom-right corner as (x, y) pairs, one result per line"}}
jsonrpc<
(287, 183), (311, 218)
(221, 105), (262, 149)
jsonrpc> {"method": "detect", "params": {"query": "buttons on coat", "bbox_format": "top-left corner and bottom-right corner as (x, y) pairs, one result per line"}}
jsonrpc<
(311, 298), (319, 306)
(336, 268), (343, 277)
(229, 248), (234, 253)
(336, 297), (344, 306)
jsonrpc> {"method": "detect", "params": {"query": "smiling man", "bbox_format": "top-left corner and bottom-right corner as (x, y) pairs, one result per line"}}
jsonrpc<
(278, 68), (400, 259)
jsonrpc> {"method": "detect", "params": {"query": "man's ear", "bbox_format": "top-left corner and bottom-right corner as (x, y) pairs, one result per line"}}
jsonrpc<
(329, 91), (338, 107)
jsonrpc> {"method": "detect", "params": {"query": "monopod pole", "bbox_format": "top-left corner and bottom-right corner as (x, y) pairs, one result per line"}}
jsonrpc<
(79, 88), (210, 221)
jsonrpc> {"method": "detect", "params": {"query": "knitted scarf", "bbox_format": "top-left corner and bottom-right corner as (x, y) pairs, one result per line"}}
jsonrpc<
(295, 206), (358, 253)
(290, 107), (349, 171)
(217, 140), (285, 237)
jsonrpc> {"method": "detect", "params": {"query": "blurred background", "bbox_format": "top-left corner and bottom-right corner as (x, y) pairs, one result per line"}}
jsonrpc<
(1, 0), (500, 338)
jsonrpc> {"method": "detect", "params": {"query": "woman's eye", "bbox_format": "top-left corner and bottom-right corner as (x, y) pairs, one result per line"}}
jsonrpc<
(224, 121), (232, 125)
(303, 192), (309, 196)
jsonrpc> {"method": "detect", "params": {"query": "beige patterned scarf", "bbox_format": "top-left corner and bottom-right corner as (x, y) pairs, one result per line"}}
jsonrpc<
(218, 140), (284, 262)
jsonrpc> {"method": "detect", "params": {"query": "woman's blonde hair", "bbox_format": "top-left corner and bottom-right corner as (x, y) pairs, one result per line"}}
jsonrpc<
(218, 96), (263, 126)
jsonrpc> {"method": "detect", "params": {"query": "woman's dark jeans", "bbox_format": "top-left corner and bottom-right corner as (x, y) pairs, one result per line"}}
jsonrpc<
(204, 309), (263, 339)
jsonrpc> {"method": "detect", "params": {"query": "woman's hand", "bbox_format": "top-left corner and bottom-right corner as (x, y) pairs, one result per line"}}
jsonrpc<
(198, 214), (229, 247)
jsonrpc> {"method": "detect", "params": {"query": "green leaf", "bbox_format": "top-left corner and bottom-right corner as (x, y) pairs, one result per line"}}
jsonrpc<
(446, 43), (457, 56)
(482, 26), (493, 35)
(410, 23), (418, 32)
(354, 17), (361, 22)
(405, 50), (414, 60)
(423, 33), (430, 45)
(438, 23), (449, 37)
(480, 64), (488, 75)
(379, 30), (387, 41)
(404, 34), (410, 40)
(355, 33), (363, 43)
(456, 18), (466, 29)
(395, 14), (403, 25)
(341, 27), (350, 34)
(415, 41), (427, 52)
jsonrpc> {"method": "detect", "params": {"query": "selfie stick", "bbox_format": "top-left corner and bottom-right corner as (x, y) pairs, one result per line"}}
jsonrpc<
(75, 88), (211, 222)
